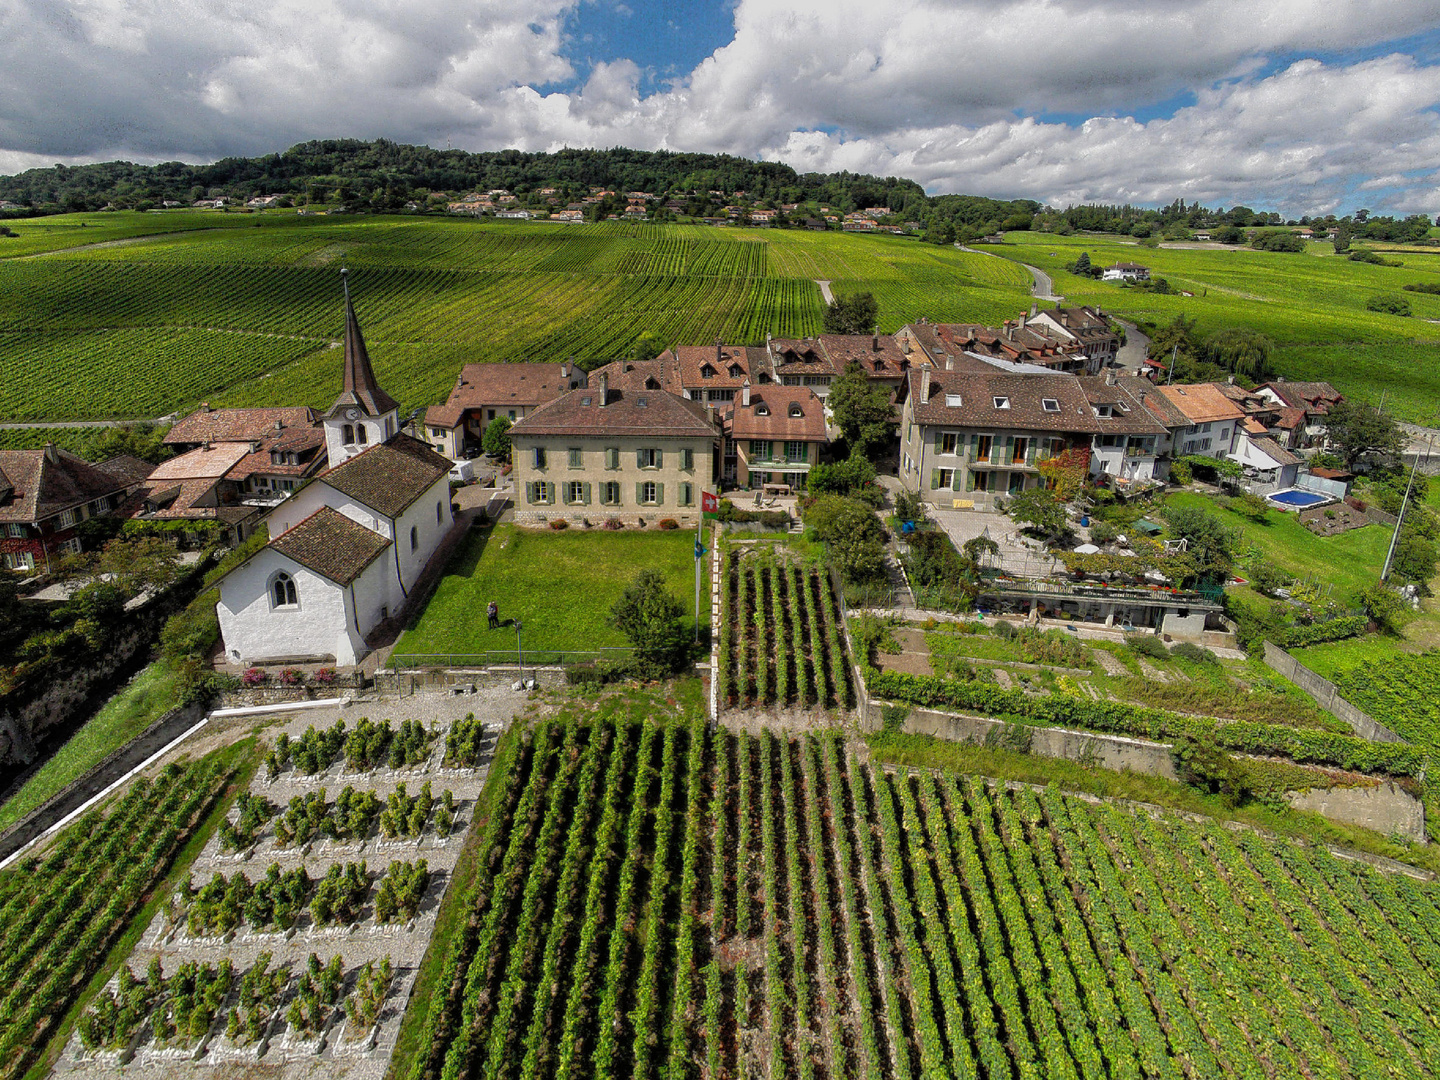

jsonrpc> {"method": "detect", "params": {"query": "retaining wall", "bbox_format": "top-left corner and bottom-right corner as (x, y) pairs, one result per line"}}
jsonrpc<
(1263, 640), (1405, 743)
(0, 699), (209, 864)
(375, 666), (568, 696)
(1287, 781), (1426, 842)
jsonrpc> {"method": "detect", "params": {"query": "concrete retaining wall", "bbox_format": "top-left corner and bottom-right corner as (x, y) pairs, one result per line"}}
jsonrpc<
(376, 666), (568, 696)
(1287, 781), (1425, 842)
(0, 700), (209, 864)
(1263, 641), (1405, 743)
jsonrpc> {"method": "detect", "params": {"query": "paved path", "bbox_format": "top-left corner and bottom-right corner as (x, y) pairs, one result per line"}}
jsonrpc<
(815, 279), (834, 303)
(1115, 319), (1150, 375)
(958, 245), (1061, 302)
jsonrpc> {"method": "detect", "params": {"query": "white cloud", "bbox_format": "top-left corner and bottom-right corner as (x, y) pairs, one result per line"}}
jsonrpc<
(3, 0), (1440, 213)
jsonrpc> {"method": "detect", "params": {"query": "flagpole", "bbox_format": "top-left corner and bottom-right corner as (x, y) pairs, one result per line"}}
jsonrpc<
(695, 500), (703, 642)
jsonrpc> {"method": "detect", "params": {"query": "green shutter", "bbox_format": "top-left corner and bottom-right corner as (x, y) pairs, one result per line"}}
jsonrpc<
(525, 482), (534, 505)
(930, 468), (940, 490)
(636, 482), (645, 504)
(966, 433), (977, 457)
(636, 449), (645, 468)
(966, 470), (976, 492)
(1026, 440), (1036, 465)
(1004, 435), (1014, 464)
(952, 470), (963, 492)
(934, 430), (944, 453)
(583, 482), (591, 505)
(654, 449), (663, 469)
(656, 482), (665, 505)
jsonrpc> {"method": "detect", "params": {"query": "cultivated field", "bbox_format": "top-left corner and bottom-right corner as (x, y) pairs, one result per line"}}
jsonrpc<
(988, 232), (1440, 422)
(0, 212), (1032, 423)
(406, 711), (1440, 1080)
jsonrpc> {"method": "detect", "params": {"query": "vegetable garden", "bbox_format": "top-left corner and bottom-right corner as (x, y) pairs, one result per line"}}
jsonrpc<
(717, 544), (854, 711)
(408, 714), (1440, 1080)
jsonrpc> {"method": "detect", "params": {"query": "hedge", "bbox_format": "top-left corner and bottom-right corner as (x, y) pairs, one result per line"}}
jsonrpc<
(865, 667), (1427, 778)
(1274, 616), (1368, 649)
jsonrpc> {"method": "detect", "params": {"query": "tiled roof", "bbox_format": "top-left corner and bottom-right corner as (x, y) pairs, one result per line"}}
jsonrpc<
(1246, 437), (1303, 467)
(816, 334), (908, 377)
(1112, 376), (1189, 428)
(726, 388), (828, 440)
(1152, 383), (1247, 425)
(673, 345), (769, 389)
(1074, 378), (1169, 434)
(269, 507), (392, 585)
(1275, 407), (1308, 430)
(1260, 380), (1343, 410)
(319, 434), (451, 519)
(147, 443), (253, 481)
(423, 362), (586, 428)
(587, 357), (682, 394)
(511, 386), (717, 439)
(767, 339), (837, 378)
(164, 407), (317, 446)
(907, 368), (1101, 433)
(0, 448), (132, 524)
(92, 454), (155, 487)
(224, 428), (328, 482)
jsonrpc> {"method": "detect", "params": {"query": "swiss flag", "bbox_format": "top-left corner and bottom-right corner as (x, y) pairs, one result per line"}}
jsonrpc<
(701, 490), (720, 516)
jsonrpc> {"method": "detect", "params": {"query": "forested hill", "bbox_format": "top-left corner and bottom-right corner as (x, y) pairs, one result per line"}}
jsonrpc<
(0, 139), (1038, 229)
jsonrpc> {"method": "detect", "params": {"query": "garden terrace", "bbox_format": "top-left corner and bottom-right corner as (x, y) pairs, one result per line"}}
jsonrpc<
(400, 706), (1440, 1080)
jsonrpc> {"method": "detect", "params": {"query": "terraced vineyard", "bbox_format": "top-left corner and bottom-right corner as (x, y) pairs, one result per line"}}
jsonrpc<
(410, 716), (1440, 1080)
(0, 213), (1033, 422)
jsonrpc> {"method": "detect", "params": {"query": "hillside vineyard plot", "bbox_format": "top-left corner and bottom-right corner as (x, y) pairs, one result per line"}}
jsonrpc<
(0, 216), (1033, 422)
(717, 545), (854, 711)
(409, 718), (1440, 1080)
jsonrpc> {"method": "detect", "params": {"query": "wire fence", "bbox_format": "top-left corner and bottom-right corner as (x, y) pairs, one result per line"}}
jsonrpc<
(389, 647), (635, 670)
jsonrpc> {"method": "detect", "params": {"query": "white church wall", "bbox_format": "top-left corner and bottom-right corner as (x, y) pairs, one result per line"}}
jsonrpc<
(217, 548), (366, 666)
(268, 481), (388, 540)
(350, 543), (404, 639)
(391, 475), (455, 593)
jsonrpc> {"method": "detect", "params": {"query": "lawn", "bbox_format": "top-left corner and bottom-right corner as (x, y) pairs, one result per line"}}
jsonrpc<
(1165, 491), (1390, 599)
(391, 523), (710, 660)
(0, 660), (184, 832)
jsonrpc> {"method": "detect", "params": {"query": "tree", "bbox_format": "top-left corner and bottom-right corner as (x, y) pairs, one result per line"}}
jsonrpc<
(1332, 223), (1352, 253)
(1159, 505), (1235, 584)
(481, 416), (512, 462)
(1359, 583), (1409, 634)
(802, 495), (887, 585)
(1213, 225), (1245, 244)
(1073, 251), (1091, 273)
(1002, 489), (1069, 546)
(1146, 313), (1202, 376)
(1204, 328), (1275, 380)
(826, 361), (894, 460)
(1365, 292), (1412, 317)
(807, 453), (876, 496)
(1036, 447), (1091, 500)
(609, 568), (688, 673)
(627, 330), (667, 362)
(1323, 399), (1405, 469)
(822, 292), (879, 335)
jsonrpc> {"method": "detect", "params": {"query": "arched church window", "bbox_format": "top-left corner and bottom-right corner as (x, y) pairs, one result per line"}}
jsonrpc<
(271, 571), (298, 609)
(342, 424), (354, 445)
(356, 424), (368, 445)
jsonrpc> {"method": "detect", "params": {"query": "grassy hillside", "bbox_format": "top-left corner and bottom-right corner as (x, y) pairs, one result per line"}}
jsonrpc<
(991, 232), (1440, 421)
(0, 212), (1032, 423)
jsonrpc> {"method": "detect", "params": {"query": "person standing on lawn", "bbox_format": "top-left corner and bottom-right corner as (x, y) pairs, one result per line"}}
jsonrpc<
(487, 600), (499, 629)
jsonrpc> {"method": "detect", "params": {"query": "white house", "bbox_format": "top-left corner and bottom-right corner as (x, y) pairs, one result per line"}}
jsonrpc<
(1101, 262), (1150, 282)
(216, 278), (455, 667)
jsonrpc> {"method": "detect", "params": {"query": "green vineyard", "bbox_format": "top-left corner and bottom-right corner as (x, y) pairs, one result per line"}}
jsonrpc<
(0, 213), (1034, 422)
(410, 714), (1440, 1080)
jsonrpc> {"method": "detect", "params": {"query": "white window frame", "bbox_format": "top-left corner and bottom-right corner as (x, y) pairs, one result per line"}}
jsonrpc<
(642, 481), (658, 505)
(270, 571), (299, 610)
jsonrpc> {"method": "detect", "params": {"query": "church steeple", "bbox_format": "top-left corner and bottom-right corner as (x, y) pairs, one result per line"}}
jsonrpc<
(324, 270), (400, 468)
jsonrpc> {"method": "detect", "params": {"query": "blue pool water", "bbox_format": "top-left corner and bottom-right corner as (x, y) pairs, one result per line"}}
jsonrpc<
(1267, 490), (1327, 508)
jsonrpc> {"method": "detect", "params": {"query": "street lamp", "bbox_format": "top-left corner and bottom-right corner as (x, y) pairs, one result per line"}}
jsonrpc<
(514, 618), (525, 687)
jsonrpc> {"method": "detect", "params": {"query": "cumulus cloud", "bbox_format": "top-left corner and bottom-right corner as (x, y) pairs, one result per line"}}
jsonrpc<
(2, 0), (1440, 213)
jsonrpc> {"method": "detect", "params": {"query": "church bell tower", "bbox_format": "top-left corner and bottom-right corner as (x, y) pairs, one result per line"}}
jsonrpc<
(324, 269), (400, 468)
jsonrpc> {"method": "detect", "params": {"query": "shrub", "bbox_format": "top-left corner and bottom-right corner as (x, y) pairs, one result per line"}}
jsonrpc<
(1170, 642), (1219, 665)
(1275, 615), (1367, 648)
(1087, 519), (1119, 545)
(1126, 634), (1169, 660)
(279, 668), (305, 686)
(312, 667), (337, 685)
(602, 518), (623, 530)
(713, 499), (789, 527)
(1403, 281), (1440, 295)
(657, 518), (679, 530)
(1366, 292), (1412, 316)
(242, 667), (268, 686)
(548, 519), (569, 530)
(1169, 459), (1192, 485)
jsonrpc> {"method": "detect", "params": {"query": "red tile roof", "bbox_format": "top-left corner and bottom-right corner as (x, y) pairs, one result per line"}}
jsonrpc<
(319, 434), (452, 519)
(1152, 383), (1246, 425)
(424, 362), (587, 428)
(0, 447), (133, 524)
(269, 506), (392, 585)
(726, 388), (828, 440)
(164, 407), (318, 446)
(511, 386), (717, 439)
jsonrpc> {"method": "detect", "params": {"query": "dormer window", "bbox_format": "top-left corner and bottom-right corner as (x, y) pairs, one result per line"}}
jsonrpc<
(756, 404), (770, 416)
(1095, 405), (1113, 418)
(945, 394), (963, 407)
(700, 364), (715, 379)
(728, 365), (744, 378)
(993, 396), (1011, 409)
(1041, 398), (1061, 412)
(788, 403), (804, 418)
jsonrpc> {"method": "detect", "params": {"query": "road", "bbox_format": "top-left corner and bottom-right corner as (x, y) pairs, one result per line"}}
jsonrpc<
(815, 279), (834, 304)
(958, 244), (1061, 302)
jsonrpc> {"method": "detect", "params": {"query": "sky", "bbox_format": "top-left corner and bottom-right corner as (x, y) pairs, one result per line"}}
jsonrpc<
(3, 0), (1440, 217)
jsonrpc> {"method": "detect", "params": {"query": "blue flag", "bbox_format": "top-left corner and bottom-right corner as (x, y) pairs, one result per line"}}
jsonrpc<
(694, 538), (708, 560)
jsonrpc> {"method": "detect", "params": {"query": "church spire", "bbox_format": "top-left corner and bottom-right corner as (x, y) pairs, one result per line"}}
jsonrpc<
(327, 269), (399, 418)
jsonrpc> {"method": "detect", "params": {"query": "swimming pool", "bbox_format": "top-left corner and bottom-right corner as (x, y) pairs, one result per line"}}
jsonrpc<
(1267, 489), (1329, 509)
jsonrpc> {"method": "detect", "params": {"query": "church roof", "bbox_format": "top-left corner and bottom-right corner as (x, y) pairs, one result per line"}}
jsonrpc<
(318, 434), (451, 519)
(326, 273), (399, 420)
(270, 507), (392, 586)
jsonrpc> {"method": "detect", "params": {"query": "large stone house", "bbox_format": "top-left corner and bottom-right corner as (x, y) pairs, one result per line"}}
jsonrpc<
(1254, 379), (1344, 448)
(724, 385), (827, 489)
(508, 372), (720, 527)
(422, 362), (587, 460)
(1026, 306), (1121, 372)
(1076, 375), (1170, 486)
(0, 445), (143, 573)
(216, 284), (455, 668)
(1150, 383), (1244, 459)
(897, 366), (1100, 510)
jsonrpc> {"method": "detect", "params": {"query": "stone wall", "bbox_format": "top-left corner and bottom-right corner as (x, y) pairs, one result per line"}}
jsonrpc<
(375, 665), (568, 696)
(1263, 641), (1405, 743)
(1287, 781), (1426, 842)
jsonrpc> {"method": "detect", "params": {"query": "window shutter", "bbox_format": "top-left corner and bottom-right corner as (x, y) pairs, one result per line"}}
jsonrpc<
(929, 469), (940, 490)
(583, 482), (591, 505)
(636, 449), (645, 468)
(966, 433), (977, 457)
(1004, 435), (1014, 463)
(656, 482), (664, 505)
(636, 482), (644, 504)
(654, 449), (663, 468)
(1026, 441), (1036, 465)
(952, 470), (963, 492)
(966, 470), (976, 492)
(934, 430), (944, 453)
(525, 482), (535, 505)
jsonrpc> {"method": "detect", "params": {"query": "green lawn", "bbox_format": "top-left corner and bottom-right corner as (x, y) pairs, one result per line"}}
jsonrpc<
(0, 660), (184, 832)
(1165, 491), (1390, 599)
(392, 523), (710, 660)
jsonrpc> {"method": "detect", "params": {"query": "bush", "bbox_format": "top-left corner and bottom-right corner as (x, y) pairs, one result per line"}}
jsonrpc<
(712, 499), (788, 527)
(602, 518), (623, 530)
(279, 668), (305, 686)
(657, 518), (679, 530)
(1169, 459), (1192, 485)
(1126, 634), (1169, 660)
(1275, 615), (1367, 648)
(548, 519), (569, 530)
(242, 667), (268, 686)
(1403, 282), (1440, 295)
(1087, 519), (1119, 545)
(313, 667), (337, 685)
(1366, 292), (1412, 316)
(1169, 642), (1219, 665)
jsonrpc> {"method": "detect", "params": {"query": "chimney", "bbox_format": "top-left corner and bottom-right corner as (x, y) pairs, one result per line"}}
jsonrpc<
(1105, 370), (1116, 386)
(920, 364), (931, 403)
(945, 354), (953, 372)
(872, 333), (879, 352)
(1030, 303), (1037, 318)
(597, 372), (608, 406)
(1019, 310), (1028, 330)
(561, 360), (571, 380)
(42, 442), (59, 464)
(202, 440), (211, 451)
(742, 380), (751, 407)
(1138, 389), (1147, 404)
(1227, 374), (1235, 385)
(715, 338), (723, 365)
(274, 419), (284, 431)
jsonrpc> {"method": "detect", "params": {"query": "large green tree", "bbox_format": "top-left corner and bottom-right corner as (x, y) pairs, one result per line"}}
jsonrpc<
(1001, 489), (1070, 546)
(1159, 505), (1236, 585)
(1324, 399), (1405, 469)
(482, 416), (513, 462)
(827, 361), (894, 460)
(1204, 328), (1275, 380)
(609, 568), (688, 672)
(822, 292), (879, 334)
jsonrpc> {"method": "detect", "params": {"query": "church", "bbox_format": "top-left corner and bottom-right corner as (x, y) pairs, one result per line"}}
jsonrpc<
(216, 274), (454, 667)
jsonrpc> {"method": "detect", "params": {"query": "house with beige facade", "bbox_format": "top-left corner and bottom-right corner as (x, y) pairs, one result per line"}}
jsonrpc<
(508, 373), (720, 527)
(724, 385), (827, 489)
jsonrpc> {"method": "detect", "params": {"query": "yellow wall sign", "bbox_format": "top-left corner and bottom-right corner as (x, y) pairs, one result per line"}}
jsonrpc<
(952, 499), (975, 509)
